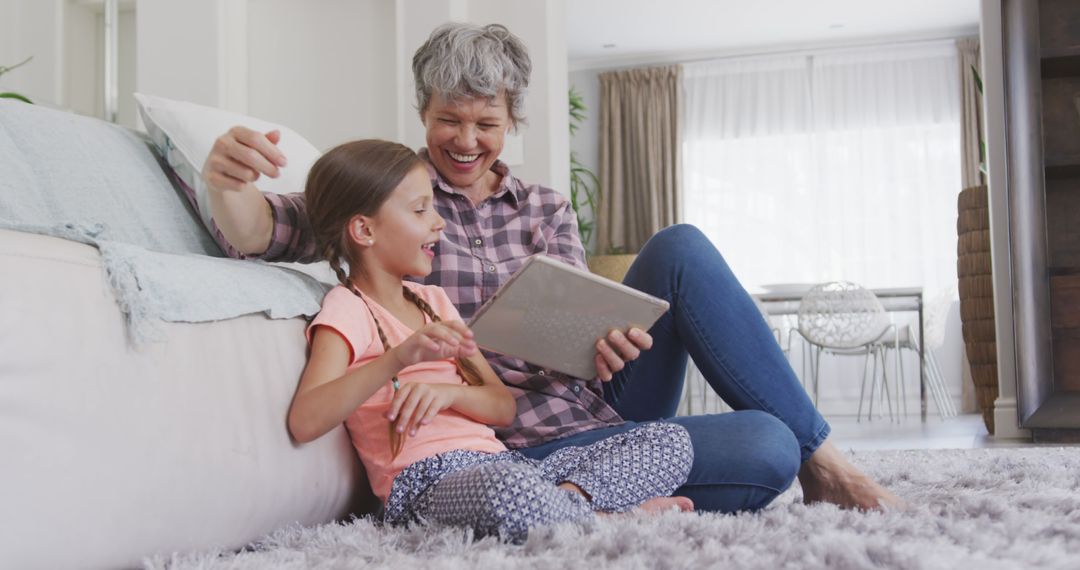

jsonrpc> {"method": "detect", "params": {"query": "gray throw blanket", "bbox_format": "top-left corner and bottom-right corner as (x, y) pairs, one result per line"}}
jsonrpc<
(0, 101), (329, 344)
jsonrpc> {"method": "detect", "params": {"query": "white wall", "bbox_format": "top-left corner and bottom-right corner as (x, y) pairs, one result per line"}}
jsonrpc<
(136, 0), (222, 108)
(0, 0), (64, 106)
(0, 0), (136, 126)
(63, 4), (99, 119)
(247, 0), (397, 149)
(64, 3), (137, 127)
(138, 0), (398, 149)
(138, 0), (571, 184)
(3, 0), (570, 188)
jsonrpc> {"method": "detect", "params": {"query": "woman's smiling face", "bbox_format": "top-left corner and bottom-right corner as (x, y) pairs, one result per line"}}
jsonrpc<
(421, 91), (510, 192)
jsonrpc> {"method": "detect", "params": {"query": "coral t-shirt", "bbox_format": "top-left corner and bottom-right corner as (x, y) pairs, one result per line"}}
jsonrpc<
(307, 282), (506, 503)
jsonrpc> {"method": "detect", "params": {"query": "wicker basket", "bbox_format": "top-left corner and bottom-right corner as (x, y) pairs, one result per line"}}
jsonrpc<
(957, 185), (998, 434)
(587, 254), (638, 282)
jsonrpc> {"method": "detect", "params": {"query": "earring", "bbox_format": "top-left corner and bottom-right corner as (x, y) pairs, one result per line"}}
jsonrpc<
(367, 238), (375, 245)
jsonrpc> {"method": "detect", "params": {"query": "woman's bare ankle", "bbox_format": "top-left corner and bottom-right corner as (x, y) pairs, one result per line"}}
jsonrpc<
(799, 439), (904, 511)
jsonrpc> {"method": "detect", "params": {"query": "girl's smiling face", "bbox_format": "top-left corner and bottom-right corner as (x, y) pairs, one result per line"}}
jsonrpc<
(364, 165), (446, 279)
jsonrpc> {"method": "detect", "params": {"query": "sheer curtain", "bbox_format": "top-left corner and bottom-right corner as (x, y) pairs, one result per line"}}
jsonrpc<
(681, 41), (962, 414)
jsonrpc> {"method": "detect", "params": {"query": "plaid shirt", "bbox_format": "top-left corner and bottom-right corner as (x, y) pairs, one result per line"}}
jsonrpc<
(256, 150), (624, 448)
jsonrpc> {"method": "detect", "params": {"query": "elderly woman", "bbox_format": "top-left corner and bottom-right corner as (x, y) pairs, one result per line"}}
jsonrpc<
(204, 22), (899, 513)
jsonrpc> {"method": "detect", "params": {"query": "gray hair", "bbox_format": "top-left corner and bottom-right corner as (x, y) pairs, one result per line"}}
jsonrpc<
(412, 23), (531, 128)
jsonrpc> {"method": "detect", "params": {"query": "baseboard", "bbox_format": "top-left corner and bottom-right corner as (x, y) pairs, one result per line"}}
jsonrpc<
(992, 396), (1032, 439)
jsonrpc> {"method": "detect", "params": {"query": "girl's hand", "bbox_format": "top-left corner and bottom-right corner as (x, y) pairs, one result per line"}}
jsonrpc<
(386, 383), (460, 437)
(391, 320), (477, 368)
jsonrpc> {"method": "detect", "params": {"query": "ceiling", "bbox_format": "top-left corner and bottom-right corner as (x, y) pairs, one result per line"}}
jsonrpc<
(566, 0), (981, 68)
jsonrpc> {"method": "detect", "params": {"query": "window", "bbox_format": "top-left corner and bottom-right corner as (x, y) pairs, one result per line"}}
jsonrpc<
(682, 42), (961, 298)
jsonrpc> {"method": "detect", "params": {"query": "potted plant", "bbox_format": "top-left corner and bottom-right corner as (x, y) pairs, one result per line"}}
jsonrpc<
(0, 56), (34, 104)
(568, 86), (598, 250)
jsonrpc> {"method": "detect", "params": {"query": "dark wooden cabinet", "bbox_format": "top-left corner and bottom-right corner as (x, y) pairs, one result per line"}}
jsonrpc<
(1040, 0), (1080, 394)
(1002, 0), (1080, 437)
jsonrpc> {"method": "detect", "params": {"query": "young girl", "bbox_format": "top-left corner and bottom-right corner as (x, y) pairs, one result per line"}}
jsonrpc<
(288, 139), (694, 542)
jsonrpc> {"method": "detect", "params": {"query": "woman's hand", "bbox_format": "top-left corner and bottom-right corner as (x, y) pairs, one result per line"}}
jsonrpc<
(202, 126), (288, 255)
(203, 126), (288, 192)
(386, 383), (460, 437)
(390, 321), (478, 368)
(594, 327), (653, 382)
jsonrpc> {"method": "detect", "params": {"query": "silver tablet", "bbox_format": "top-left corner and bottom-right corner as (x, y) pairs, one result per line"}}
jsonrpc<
(468, 255), (670, 379)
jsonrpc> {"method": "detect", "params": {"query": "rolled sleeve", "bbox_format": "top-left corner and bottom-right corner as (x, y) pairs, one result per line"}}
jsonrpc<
(260, 192), (320, 263)
(547, 198), (588, 270)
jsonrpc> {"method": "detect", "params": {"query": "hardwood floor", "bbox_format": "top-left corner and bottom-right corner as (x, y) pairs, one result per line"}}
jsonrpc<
(825, 413), (1062, 451)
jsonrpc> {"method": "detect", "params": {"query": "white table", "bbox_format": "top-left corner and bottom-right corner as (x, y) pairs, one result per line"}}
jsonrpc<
(753, 287), (927, 422)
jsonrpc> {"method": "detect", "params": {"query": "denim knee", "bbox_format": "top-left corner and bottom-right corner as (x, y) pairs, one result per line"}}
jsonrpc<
(633, 224), (736, 286)
(645, 223), (708, 249)
(638, 224), (710, 263)
(739, 410), (801, 493)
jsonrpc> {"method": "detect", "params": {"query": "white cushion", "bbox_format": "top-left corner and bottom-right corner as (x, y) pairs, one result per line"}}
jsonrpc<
(133, 93), (337, 285)
(133, 93), (321, 240)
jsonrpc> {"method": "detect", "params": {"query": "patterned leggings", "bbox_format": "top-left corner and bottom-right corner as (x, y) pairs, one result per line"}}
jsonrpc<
(382, 421), (693, 542)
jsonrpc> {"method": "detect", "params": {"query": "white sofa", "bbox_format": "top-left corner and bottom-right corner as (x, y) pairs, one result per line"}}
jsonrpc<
(0, 103), (372, 568)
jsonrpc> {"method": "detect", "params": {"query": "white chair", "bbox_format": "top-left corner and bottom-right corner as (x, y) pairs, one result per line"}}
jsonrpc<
(796, 281), (900, 421)
(875, 286), (958, 420)
(881, 323), (958, 419)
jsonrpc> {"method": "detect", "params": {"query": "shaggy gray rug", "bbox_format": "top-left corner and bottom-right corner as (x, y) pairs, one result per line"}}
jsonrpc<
(145, 447), (1080, 570)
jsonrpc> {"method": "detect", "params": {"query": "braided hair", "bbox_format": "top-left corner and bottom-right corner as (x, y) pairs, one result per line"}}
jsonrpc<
(307, 139), (483, 458)
(401, 285), (486, 388)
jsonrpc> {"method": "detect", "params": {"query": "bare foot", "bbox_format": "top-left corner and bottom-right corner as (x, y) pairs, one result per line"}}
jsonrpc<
(637, 496), (694, 514)
(559, 482), (694, 516)
(799, 439), (905, 511)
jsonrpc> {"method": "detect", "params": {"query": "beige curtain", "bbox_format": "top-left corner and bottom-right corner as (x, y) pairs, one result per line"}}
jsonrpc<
(598, 65), (682, 254)
(958, 37), (984, 188)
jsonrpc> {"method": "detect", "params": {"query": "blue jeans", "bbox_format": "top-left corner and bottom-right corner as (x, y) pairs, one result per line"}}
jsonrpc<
(519, 224), (831, 513)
